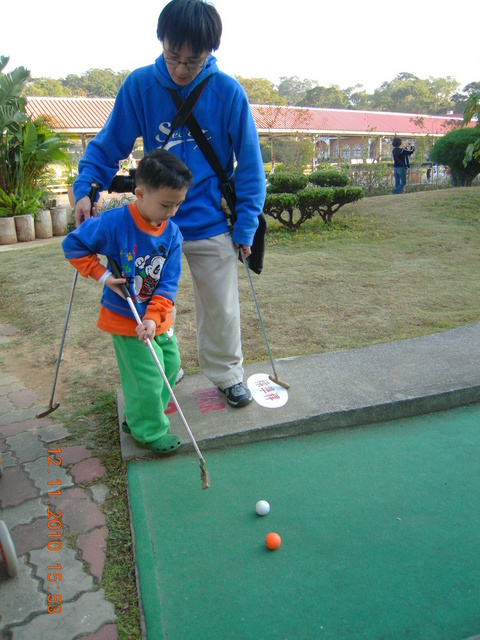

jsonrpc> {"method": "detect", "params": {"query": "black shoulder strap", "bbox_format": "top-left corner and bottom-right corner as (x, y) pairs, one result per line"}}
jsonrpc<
(162, 77), (210, 149)
(166, 82), (229, 184)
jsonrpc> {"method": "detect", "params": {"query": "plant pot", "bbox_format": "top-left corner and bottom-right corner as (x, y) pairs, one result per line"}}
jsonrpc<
(51, 207), (69, 236)
(67, 207), (75, 226)
(14, 214), (35, 242)
(34, 209), (53, 239)
(67, 185), (75, 208)
(0, 218), (18, 245)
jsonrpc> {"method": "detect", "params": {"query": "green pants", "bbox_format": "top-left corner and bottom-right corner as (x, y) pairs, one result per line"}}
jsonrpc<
(112, 330), (181, 443)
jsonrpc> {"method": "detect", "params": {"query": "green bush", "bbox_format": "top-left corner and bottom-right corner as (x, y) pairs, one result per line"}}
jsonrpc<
(308, 170), (349, 187)
(429, 127), (480, 186)
(0, 56), (69, 215)
(267, 172), (308, 194)
(264, 170), (363, 229)
(297, 187), (333, 222)
(0, 186), (43, 217)
(264, 193), (300, 228)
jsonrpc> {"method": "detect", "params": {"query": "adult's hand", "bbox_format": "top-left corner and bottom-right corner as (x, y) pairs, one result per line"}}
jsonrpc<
(75, 196), (97, 228)
(235, 244), (251, 260)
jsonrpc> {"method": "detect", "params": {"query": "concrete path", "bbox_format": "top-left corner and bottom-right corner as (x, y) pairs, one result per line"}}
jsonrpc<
(119, 321), (480, 461)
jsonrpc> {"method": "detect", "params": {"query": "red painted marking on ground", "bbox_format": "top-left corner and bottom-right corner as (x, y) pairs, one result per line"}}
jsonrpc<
(193, 388), (226, 413)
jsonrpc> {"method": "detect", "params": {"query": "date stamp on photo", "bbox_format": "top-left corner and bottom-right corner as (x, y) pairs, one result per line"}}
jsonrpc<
(45, 447), (63, 614)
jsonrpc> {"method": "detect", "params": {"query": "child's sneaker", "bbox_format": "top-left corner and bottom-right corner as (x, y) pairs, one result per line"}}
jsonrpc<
(218, 382), (252, 408)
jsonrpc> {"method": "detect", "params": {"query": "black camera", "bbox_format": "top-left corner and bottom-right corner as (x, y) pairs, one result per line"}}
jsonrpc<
(108, 169), (136, 194)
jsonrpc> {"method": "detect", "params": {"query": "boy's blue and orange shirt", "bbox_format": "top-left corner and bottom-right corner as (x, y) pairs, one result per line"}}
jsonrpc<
(62, 202), (183, 336)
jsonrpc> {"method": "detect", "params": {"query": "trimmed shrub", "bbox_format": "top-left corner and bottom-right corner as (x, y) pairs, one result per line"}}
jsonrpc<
(267, 172), (308, 194)
(308, 170), (349, 188)
(264, 170), (363, 229)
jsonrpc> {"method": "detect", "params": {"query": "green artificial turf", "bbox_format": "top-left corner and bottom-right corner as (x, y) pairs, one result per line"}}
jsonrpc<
(127, 403), (480, 640)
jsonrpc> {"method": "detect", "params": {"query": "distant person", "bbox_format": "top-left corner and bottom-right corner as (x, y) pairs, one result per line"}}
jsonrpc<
(391, 137), (415, 194)
(73, 0), (266, 409)
(63, 149), (193, 454)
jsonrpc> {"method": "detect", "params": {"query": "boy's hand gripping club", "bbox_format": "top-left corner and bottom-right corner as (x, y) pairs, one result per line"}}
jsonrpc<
(107, 257), (210, 490)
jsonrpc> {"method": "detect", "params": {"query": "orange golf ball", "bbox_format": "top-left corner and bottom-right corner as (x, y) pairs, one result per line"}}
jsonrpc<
(265, 532), (281, 550)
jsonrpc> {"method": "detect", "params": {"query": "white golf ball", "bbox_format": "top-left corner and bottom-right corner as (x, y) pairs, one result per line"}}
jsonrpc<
(255, 500), (270, 516)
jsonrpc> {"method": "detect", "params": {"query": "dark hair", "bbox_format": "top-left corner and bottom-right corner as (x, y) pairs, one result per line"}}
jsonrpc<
(392, 137), (402, 148)
(135, 149), (193, 191)
(157, 0), (222, 54)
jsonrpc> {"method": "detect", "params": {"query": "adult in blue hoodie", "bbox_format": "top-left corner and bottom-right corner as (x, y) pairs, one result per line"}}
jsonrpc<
(73, 0), (266, 408)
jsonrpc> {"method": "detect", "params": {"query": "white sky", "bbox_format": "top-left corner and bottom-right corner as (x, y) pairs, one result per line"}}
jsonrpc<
(2, 0), (479, 94)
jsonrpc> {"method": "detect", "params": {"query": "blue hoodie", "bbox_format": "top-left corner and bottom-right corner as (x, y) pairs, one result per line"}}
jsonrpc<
(74, 56), (266, 246)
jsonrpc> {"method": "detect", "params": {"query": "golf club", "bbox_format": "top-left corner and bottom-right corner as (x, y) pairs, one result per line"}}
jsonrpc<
(37, 183), (100, 418)
(108, 258), (210, 490)
(241, 252), (290, 390)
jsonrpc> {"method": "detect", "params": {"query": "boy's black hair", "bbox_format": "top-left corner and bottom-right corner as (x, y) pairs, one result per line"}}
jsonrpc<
(392, 137), (402, 148)
(135, 148), (193, 191)
(157, 0), (222, 55)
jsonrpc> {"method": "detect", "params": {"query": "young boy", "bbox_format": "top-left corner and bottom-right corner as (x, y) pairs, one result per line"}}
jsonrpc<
(73, 0), (266, 409)
(62, 149), (193, 454)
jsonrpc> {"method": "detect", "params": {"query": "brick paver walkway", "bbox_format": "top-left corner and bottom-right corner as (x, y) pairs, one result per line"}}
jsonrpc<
(0, 323), (118, 639)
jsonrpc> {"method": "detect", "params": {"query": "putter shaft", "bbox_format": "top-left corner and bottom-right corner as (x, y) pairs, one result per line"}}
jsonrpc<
(243, 257), (290, 390)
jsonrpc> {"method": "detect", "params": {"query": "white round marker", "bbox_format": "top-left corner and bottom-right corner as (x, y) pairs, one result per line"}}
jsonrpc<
(255, 500), (270, 516)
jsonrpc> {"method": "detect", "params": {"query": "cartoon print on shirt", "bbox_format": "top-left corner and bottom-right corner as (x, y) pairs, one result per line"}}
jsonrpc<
(134, 247), (166, 303)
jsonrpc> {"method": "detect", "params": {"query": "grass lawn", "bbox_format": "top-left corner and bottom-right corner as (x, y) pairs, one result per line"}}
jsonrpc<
(1, 186), (480, 638)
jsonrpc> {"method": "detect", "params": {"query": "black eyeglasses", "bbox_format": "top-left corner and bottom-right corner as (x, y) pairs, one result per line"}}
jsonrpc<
(164, 57), (207, 71)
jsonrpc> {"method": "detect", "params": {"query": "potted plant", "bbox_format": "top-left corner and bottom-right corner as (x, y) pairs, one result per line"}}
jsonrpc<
(0, 186), (44, 241)
(0, 55), (69, 243)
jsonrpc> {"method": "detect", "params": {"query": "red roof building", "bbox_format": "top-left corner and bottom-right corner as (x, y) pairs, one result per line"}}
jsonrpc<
(250, 104), (463, 138)
(26, 96), (466, 163)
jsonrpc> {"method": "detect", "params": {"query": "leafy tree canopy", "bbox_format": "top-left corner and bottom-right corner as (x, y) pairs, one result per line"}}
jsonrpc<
(298, 85), (345, 109)
(28, 68), (130, 98)
(277, 76), (318, 104)
(235, 77), (284, 105)
(25, 64), (478, 116)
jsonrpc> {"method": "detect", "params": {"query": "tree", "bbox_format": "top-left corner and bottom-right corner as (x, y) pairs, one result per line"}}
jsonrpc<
(298, 85), (345, 109)
(264, 170), (363, 229)
(272, 136), (314, 172)
(342, 85), (370, 110)
(277, 76), (318, 105)
(452, 83), (480, 113)
(27, 78), (72, 97)
(80, 68), (129, 98)
(235, 77), (284, 105)
(369, 72), (459, 115)
(429, 127), (480, 186)
(462, 92), (480, 167)
(28, 68), (130, 98)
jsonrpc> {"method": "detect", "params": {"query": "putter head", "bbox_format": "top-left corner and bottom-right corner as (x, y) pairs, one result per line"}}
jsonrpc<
(36, 402), (60, 419)
(269, 374), (290, 390)
(200, 463), (210, 490)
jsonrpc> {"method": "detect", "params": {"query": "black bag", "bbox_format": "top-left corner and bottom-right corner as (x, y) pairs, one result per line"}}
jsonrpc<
(219, 177), (266, 275)
(167, 86), (266, 275)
